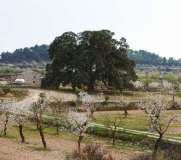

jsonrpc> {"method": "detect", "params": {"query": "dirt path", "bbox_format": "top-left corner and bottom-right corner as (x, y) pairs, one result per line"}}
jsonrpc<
(17, 89), (77, 113)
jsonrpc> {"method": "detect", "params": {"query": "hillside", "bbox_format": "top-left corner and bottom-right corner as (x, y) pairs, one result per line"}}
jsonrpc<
(1, 44), (181, 67)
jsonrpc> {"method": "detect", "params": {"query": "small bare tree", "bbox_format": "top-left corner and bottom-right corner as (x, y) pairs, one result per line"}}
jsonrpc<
(62, 109), (92, 154)
(103, 113), (122, 146)
(137, 93), (179, 160)
(115, 95), (129, 117)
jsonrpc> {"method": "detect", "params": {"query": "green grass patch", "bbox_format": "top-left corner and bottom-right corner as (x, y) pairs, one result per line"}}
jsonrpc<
(93, 111), (149, 131)
(93, 110), (181, 134)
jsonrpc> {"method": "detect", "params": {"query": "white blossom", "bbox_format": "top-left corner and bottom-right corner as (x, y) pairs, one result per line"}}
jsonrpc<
(62, 109), (92, 153)
(78, 92), (103, 118)
(162, 80), (172, 90)
(137, 93), (179, 132)
(0, 98), (17, 136)
(45, 91), (65, 114)
(148, 82), (159, 90)
(63, 109), (91, 137)
(131, 80), (144, 89)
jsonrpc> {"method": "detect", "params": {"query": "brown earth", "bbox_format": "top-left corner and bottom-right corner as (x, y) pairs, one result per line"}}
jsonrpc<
(0, 135), (140, 160)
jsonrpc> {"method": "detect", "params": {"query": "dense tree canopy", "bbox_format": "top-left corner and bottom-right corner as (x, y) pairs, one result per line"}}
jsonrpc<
(127, 50), (181, 66)
(0, 44), (50, 62)
(42, 30), (137, 90)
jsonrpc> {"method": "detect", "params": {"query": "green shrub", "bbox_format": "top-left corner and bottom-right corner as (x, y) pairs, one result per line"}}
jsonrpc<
(2, 88), (11, 94)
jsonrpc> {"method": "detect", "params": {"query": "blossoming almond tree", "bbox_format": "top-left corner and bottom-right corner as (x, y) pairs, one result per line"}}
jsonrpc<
(62, 109), (92, 154)
(45, 91), (65, 134)
(29, 93), (48, 148)
(148, 82), (159, 91)
(78, 92), (103, 119)
(131, 80), (144, 90)
(161, 80), (172, 93)
(0, 98), (17, 137)
(46, 91), (64, 114)
(137, 93), (179, 160)
(11, 101), (30, 142)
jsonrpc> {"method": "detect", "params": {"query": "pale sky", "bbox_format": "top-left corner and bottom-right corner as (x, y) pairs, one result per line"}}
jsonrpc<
(1, 0), (181, 59)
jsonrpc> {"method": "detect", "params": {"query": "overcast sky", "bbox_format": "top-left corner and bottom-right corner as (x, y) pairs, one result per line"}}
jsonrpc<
(1, 0), (181, 59)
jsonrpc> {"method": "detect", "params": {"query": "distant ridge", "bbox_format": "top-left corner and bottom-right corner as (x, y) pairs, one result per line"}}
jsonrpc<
(127, 49), (181, 66)
(0, 44), (50, 63)
(1, 44), (180, 66)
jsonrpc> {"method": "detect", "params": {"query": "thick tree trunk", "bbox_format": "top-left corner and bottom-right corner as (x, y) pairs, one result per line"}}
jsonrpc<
(88, 78), (95, 91)
(19, 124), (25, 142)
(152, 134), (163, 160)
(38, 126), (47, 148)
(78, 136), (83, 154)
(88, 66), (96, 90)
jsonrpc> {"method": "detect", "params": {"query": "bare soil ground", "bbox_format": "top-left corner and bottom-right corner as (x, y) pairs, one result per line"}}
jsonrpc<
(0, 136), (140, 160)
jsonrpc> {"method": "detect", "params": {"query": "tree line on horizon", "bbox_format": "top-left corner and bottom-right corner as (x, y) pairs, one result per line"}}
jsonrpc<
(0, 44), (180, 66)
(127, 49), (181, 66)
(0, 44), (50, 63)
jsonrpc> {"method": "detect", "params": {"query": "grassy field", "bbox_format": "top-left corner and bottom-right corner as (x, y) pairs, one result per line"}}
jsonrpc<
(93, 110), (181, 137)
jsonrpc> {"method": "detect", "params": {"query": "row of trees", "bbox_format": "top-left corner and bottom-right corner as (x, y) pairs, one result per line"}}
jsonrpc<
(127, 49), (181, 66)
(0, 91), (101, 152)
(42, 30), (137, 90)
(0, 44), (50, 62)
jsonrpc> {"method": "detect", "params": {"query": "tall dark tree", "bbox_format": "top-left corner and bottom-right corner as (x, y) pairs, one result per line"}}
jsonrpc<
(42, 30), (137, 91)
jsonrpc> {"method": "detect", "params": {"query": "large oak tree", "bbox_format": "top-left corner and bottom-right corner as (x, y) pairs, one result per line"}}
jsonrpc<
(42, 30), (137, 90)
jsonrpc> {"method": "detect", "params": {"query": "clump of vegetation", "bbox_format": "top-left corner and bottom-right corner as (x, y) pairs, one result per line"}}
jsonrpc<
(72, 143), (115, 160)
(2, 88), (12, 95)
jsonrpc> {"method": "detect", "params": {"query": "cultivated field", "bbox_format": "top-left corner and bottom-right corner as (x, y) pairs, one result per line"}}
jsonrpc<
(1, 88), (181, 160)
